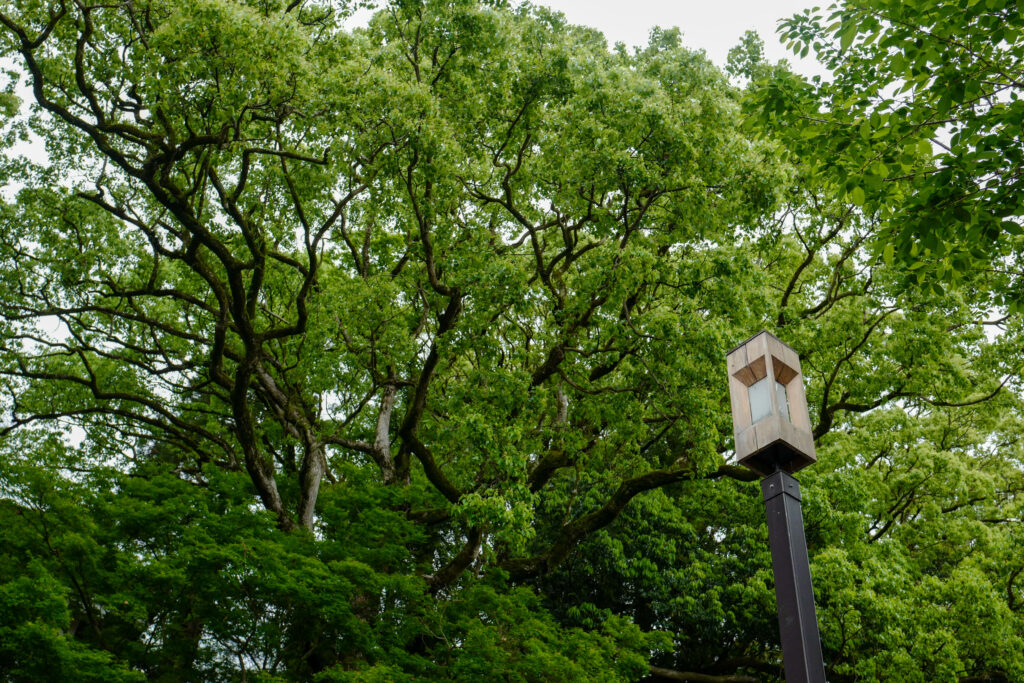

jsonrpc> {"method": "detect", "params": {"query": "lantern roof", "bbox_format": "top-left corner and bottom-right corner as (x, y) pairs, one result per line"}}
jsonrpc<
(726, 329), (799, 357)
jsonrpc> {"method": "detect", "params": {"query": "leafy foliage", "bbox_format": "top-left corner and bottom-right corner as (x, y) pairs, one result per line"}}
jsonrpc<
(771, 0), (1024, 307)
(0, 1), (1022, 681)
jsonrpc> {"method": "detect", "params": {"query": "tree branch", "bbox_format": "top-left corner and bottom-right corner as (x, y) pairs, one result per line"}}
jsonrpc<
(648, 665), (760, 683)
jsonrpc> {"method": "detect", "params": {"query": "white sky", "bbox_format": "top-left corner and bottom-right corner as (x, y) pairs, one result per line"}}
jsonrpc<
(530, 0), (827, 78)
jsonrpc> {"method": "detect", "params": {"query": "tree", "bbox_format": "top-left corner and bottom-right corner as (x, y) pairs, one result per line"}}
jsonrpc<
(1, 1), (1022, 681)
(534, 107), (1024, 678)
(771, 0), (1024, 306)
(0, 0), (776, 575)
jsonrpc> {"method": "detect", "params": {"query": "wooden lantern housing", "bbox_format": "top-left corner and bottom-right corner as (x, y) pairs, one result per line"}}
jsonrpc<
(726, 331), (816, 476)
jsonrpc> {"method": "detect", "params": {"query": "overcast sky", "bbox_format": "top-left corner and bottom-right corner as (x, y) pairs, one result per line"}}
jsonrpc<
(529, 0), (826, 77)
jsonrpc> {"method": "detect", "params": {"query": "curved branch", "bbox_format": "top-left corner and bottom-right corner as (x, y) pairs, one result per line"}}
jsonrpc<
(428, 528), (482, 592)
(649, 666), (760, 683)
(503, 464), (752, 581)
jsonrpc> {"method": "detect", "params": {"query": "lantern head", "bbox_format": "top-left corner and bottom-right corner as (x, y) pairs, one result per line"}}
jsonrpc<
(726, 331), (816, 476)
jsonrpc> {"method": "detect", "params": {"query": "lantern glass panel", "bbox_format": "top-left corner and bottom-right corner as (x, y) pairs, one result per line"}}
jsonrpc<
(776, 381), (790, 422)
(749, 377), (772, 423)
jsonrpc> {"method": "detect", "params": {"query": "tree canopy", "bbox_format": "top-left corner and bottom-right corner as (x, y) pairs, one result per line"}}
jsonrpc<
(769, 0), (1024, 306)
(0, 1), (1022, 681)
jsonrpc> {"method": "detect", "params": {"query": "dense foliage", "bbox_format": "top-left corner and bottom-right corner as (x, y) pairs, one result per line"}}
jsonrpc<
(0, 1), (1021, 681)
(774, 0), (1024, 305)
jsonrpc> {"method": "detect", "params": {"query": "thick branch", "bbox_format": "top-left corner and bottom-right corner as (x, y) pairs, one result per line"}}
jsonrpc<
(648, 667), (760, 683)
(428, 528), (482, 592)
(374, 383), (399, 483)
(506, 468), (680, 579)
(397, 292), (463, 491)
(505, 463), (757, 580)
(232, 358), (294, 531)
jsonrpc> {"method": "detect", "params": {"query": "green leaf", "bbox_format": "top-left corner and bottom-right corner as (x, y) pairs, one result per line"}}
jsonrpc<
(840, 24), (858, 51)
(1002, 220), (1023, 236)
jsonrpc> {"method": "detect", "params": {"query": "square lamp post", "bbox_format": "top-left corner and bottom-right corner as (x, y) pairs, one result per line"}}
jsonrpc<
(727, 330), (815, 476)
(726, 331), (826, 683)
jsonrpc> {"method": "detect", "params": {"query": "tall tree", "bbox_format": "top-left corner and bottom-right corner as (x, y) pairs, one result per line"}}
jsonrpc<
(0, 0), (777, 573)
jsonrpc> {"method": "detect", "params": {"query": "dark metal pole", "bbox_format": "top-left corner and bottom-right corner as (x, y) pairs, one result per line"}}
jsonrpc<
(761, 470), (826, 683)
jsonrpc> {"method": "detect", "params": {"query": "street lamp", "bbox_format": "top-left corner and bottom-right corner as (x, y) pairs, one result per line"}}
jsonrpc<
(726, 331), (826, 683)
